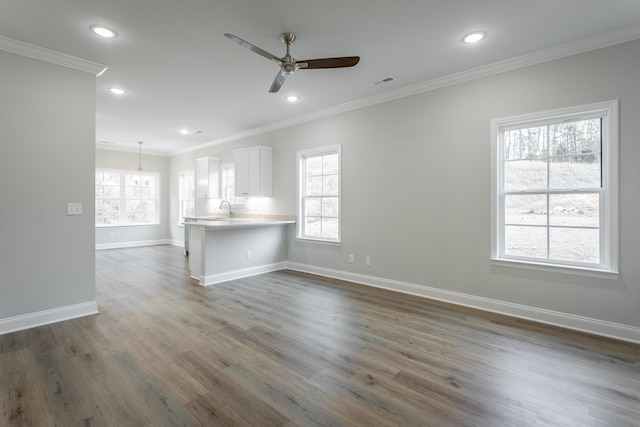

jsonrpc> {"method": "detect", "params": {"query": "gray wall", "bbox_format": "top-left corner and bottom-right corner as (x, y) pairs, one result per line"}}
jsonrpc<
(0, 50), (96, 320)
(95, 149), (170, 247)
(169, 39), (640, 332)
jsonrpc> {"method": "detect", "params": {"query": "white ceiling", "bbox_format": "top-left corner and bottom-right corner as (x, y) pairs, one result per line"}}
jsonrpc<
(2, 0), (640, 155)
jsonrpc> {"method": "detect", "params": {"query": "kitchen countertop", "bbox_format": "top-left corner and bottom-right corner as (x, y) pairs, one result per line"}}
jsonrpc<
(184, 216), (295, 230)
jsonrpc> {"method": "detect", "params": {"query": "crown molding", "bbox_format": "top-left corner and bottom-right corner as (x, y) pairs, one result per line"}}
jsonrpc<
(172, 23), (640, 157)
(0, 35), (107, 75)
(96, 144), (168, 157)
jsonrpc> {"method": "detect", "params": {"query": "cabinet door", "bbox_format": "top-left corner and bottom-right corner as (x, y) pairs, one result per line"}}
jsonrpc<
(196, 157), (221, 198)
(233, 146), (272, 197)
(234, 151), (250, 196)
(247, 149), (261, 195)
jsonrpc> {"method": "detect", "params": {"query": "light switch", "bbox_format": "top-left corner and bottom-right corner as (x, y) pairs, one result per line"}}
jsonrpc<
(67, 203), (83, 216)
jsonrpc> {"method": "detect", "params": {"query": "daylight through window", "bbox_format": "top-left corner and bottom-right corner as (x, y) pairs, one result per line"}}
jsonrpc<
(221, 163), (247, 207)
(179, 170), (195, 225)
(491, 101), (618, 275)
(297, 145), (341, 242)
(96, 168), (160, 226)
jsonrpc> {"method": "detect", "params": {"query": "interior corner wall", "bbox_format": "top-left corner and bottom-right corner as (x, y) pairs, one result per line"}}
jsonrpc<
(0, 50), (97, 330)
(283, 39), (640, 333)
(95, 149), (171, 248)
(169, 39), (640, 338)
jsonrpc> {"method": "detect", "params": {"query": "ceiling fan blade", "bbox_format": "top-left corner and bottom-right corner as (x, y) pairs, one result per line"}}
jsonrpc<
(298, 56), (360, 69)
(224, 33), (282, 65)
(269, 72), (286, 93)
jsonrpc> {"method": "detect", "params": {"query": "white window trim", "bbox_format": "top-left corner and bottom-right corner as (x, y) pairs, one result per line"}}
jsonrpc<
(490, 100), (619, 278)
(221, 162), (247, 207)
(178, 169), (195, 226)
(96, 167), (161, 227)
(297, 144), (342, 244)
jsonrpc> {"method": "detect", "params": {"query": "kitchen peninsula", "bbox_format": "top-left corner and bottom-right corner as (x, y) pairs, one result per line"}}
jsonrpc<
(186, 217), (295, 286)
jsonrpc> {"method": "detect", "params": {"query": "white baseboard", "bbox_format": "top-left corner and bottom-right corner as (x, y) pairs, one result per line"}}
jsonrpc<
(0, 301), (99, 335)
(170, 239), (185, 247)
(286, 262), (640, 344)
(200, 262), (288, 286)
(96, 239), (171, 250)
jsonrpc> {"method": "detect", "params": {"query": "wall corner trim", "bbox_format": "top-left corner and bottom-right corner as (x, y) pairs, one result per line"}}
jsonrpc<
(0, 301), (99, 336)
(0, 35), (107, 75)
(285, 262), (640, 345)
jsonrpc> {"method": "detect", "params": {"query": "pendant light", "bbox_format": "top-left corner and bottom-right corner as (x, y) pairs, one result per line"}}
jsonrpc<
(136, 141), (149, 186)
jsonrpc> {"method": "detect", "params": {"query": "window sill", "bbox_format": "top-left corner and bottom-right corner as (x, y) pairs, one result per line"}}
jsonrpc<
(491, 258), (619, 280)
(96, 223), (160, 228)
(296, 237), (342, 246)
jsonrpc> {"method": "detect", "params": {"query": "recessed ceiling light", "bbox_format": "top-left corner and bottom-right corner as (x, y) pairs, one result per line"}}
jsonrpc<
(180, 129), (190, 135)
(90, 25), (118, 39)
(108, 87), (126, 95)
(180, 129), (203, 135)
(462, 31), (486, 44)
(285, 95), (299, 102)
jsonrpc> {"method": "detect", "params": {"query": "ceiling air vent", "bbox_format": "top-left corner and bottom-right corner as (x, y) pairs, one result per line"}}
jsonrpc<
(374, 77), (395, 85)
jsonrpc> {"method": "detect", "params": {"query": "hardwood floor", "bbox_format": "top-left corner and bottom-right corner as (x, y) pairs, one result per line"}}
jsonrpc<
(1, 245), (639, 426)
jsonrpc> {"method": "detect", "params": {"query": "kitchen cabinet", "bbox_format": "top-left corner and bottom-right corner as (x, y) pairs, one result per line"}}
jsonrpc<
(196, 156), (221, 198)
(234, 146), (272, 197)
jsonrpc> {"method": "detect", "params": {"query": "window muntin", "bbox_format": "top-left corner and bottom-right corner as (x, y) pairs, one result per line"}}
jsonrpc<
(221, 163), (246, 207)
(491, 101), (618, 275)
(297, 145), (341, 242)
(96, 168), (160, 226)
(179, 170), (195, 225)
(96, 170), (121, 226)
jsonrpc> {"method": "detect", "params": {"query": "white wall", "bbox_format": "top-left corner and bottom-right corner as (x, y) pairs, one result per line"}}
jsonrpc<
(95, 149), (170, 248)
(0, 50), (97, 331)
(169, 39), (640, 339)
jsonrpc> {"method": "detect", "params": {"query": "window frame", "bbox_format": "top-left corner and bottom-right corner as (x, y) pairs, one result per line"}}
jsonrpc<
(95, 167), (161, 227)
(490, 100), (618, 278)
(297, 145), (342, 244)
(178, 169), (195, 226)
(221, 162), (247, 207)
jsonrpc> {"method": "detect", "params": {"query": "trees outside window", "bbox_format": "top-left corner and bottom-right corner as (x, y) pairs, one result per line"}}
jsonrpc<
(179, 170), (195, 224)
(96, 168), (160, 226)
(491, 101), (618, 276)
(297, 145), (341, 243)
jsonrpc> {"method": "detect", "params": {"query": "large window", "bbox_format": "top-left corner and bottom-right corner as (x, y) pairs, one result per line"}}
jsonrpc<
(179, 170), (195, 225)
(96, 168), (160, 226)
(297, 145), (341, 243)
(221, 163), (246, 207)
(491, 101), (618, 276)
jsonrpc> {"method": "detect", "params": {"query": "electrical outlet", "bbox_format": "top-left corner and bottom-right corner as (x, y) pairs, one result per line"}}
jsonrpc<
(365, 256), (371, 266)
(67, 202), (82, 216)
(109, 232), (115, 238)
(246, 251), (252, 260)
(348, 254), (354, 264)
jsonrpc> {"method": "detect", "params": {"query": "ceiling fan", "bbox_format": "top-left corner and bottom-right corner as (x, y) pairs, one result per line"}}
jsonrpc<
(224, 32), (360, 93)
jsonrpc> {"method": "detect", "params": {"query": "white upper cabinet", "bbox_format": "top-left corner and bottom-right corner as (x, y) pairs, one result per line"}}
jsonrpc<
(233, 146), (272, 197)
(196, 156), (221, 198)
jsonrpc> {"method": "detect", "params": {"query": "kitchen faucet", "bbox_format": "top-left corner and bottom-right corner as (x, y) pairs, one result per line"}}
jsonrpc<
(219, 200), (232, 217)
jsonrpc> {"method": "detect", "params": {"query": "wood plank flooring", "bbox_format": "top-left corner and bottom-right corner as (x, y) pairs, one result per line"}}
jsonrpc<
(1, 244), (639, 426)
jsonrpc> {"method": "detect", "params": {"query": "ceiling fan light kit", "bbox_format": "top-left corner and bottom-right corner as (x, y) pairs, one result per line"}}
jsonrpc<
(224, 32), (360, 93)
